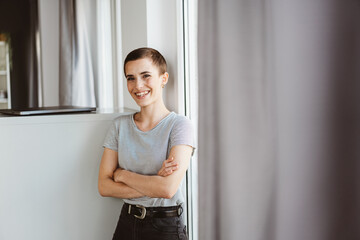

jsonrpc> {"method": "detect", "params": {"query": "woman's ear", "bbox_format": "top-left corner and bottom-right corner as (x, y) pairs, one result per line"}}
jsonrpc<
(162, 72), (169, 86)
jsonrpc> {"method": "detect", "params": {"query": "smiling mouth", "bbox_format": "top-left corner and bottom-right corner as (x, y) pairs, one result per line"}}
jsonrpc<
(135, 90), (150, 98)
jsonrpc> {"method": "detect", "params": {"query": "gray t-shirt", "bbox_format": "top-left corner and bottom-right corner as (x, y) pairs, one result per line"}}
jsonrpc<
(103, 111), (195, 207)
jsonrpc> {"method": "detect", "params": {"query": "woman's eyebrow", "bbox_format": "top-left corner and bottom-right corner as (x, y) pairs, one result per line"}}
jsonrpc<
(140, 71), (151, 75)
(125, 74), (134, 78)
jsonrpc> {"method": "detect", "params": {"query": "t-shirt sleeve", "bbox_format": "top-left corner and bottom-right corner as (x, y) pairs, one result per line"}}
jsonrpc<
(169, 116), (196, 153)
(102, 120), (119, 152)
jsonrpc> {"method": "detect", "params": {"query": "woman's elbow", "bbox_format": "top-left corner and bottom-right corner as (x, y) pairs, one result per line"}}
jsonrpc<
(98, 181), (109, 197)
(99, 189), (107, 197)
(159, 186), (177, 199)
(163, 192), (175, 199)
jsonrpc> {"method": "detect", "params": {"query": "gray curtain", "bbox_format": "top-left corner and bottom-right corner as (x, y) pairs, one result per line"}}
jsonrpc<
(59, 0), (96, 107)
(198, 0), (360, 240)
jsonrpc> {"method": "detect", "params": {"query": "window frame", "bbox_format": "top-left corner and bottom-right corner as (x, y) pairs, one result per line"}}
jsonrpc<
(182, 0), (199, 239)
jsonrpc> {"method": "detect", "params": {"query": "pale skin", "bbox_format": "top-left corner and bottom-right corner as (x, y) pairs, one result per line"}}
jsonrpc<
(98, 57), (193, 199)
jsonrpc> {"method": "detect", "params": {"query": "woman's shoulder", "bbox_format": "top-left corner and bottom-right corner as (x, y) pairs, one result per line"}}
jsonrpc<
(111, 113), (133, 126)
(168, 112), (195, 148)
(169, 112), (193, 129)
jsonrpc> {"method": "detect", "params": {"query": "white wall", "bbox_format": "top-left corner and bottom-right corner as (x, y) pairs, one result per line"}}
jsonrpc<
(120, 0), (147, 111)
(145, 0), (182, 113)
(0, 113), (128, 240)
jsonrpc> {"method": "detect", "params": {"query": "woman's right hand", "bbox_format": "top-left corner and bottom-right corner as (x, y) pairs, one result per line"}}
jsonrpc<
(157, 157), (179, 177)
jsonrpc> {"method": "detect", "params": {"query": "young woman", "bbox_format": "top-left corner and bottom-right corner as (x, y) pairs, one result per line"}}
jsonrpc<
(98, 47), (195, 240)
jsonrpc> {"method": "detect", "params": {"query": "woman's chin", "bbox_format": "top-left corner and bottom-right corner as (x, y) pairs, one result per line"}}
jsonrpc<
(134, 100), (150, 108)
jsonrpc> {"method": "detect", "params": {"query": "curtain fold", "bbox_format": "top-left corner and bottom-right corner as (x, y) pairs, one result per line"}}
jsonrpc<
(198, 0), (360, 239)
(59, 0), (96, 107)
(198, 1), (276, 239)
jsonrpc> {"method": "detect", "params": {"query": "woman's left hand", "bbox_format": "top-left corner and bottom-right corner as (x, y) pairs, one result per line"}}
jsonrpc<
(157, 157), (179, 177)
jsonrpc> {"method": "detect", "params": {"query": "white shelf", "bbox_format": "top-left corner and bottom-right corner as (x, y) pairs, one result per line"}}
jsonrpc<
(0, 41), (5, 46)
(0, 70), (7, 75)
(0, 98), (7, 103)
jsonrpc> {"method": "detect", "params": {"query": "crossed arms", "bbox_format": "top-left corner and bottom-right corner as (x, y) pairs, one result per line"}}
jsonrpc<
(98, 145), (193, 199)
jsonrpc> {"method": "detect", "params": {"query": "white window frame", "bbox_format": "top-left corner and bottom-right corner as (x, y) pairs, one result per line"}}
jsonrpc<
(182, 0), (199, 239)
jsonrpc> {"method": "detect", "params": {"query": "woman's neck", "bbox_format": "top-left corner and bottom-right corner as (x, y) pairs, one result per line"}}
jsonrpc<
(134, 103), (170, 132)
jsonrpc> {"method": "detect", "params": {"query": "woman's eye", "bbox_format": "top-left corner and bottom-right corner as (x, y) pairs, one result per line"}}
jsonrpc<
(143, 74), (151, 79)
(127, 77), (135, 81)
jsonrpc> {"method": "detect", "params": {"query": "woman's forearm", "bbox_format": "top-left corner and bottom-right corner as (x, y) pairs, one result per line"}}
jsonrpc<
(98, 176), (144, 199)
(117, 170), (175, 199)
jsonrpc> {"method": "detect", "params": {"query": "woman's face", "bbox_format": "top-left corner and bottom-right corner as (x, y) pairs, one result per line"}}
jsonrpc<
(125, 58), (168, 108)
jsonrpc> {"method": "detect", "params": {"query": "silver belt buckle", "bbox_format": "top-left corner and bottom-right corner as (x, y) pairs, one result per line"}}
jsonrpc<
(178, 206), (182, 216)
(134, 205), (146, 219)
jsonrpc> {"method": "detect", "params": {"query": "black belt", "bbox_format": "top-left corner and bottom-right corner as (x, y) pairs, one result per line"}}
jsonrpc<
(124, 203), (183, 220)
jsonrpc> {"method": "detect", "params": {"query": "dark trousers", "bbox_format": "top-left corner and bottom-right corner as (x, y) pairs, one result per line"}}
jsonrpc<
(112, 204), (188, 240)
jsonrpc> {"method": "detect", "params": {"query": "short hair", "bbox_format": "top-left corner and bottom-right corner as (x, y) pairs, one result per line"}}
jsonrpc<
(124, 47), (167, 75)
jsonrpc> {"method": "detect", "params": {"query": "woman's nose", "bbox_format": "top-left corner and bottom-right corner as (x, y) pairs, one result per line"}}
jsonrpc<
(135, 78), (144, 88)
